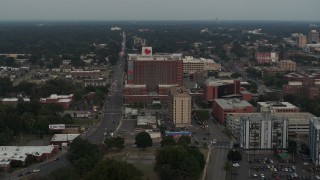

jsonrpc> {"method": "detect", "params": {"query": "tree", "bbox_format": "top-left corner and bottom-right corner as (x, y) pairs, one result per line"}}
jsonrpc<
(300, 143), (310, 155)
(231, 72), (241, 78)
(0, 77), (13, 96)
(85, 159), (141, 180)
(160, 136), (176, 147)
(135, 132), (152, 148)
(104, 137), (125, 150)
(177, 136), (191, 146)
(155, 145), (204, 180)
(67, 137), (102, 177)
(227, 150), (242, 162)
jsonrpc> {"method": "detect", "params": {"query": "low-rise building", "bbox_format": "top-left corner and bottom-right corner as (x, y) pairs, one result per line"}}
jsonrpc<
(257, 101), (300, 113)
(255, 52), (279, 64)
(50, 134), (80, 146)
(277, 60), (296, 72)
(182, 56), (221, 75)
(40, 94), (73, 109)
(213, 99), (254, 124)
(0, 146), (58, 172)
(136, 116), (157, 131)
(0, 97), (30, 106)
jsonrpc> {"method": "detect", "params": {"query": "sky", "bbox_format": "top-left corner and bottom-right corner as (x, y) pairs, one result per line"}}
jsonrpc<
(0, 0), (319, 21)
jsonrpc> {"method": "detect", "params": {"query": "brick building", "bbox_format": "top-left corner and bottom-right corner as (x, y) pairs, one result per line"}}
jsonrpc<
(255, 52), (279, 64)
(203, 79), (241, 102)
(276, 60), (296, 72)
(125, 47), (183, 105)
(283, 72), (320, 98)
(212, 99), (254, 124)
(40, 94), (73, 109)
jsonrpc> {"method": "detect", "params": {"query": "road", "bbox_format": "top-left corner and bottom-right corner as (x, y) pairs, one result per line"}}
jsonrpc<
(86, 56), (125, 143)
(205, 119), (232, 180)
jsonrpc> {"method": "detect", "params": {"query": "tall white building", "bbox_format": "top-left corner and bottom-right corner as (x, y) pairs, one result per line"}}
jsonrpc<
(309, 117), (320, 166)
(240, 109), (288, 152)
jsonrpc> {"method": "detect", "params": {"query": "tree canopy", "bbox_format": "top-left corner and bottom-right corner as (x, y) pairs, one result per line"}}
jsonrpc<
(155, 145), (205, 180)
(85, 159), (142, 180)
(67, 137), (103, 177)
(135, 132), (152, 148)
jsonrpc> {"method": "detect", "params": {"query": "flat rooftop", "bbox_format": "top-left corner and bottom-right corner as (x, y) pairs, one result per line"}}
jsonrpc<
(214, 99), (252, 109)
(50, 134), (80, 142)
(205, 78), (236, 86)
(258, 102), (299, 109)
(170, 86), (190, 97)
(0, 146), (55, 165)
(137, 116), (157, 125)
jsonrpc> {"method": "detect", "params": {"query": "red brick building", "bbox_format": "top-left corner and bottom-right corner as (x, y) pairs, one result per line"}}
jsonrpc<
(40, 94), (73, 109)
(283, 72), (320, 98)
(255, 52), (279, 64)
(203, 79), (241, 102)
(213, 99), (254, 124)
(125, 47), (183, 105)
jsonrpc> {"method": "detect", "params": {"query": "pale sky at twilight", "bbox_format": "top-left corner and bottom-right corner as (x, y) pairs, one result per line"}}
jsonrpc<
(0, 0), (319, 21)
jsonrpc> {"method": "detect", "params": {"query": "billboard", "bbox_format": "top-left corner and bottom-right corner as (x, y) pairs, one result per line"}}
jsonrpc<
(49, 124), (65, 130)
(142, 47), (152, 56)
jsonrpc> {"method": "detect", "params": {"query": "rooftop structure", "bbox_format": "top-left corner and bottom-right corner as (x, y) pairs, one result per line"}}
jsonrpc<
(257, 101), (300, 113)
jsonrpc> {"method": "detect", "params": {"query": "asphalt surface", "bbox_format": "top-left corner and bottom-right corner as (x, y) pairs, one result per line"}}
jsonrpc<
(205, 118), (233, 180)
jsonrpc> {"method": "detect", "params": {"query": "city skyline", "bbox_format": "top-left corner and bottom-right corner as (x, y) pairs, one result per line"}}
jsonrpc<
(0, 0), (320, 21)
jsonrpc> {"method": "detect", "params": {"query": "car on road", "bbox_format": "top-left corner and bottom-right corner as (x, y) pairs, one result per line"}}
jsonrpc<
(232, 163), (240, 167)
(33, 169), (40, 173)
(17, 173), (24, 177)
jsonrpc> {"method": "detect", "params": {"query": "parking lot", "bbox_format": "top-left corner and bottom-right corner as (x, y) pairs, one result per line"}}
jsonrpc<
(232, 153), (314, 180)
